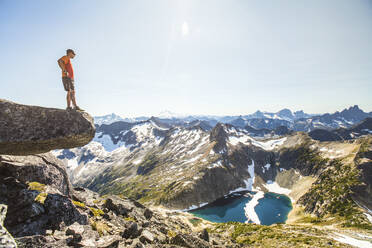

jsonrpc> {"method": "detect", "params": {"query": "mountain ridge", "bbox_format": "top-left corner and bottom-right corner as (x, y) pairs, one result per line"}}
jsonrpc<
(95, 105), (372, 134)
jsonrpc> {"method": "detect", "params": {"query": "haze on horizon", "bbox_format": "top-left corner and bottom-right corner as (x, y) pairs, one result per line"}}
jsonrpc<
(1, 0), (372, 118)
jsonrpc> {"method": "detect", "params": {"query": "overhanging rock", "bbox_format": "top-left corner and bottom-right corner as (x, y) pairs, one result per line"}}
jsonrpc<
(0, 99), (95, 155)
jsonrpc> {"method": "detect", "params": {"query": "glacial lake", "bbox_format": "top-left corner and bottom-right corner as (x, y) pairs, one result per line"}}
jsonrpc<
(188, 191), (293, 225)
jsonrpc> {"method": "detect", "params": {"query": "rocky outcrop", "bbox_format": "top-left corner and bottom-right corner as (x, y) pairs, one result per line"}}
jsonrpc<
(0, 153), (73, 196)
(209, 123), (229, 154)
(8, 185), (239, 247)
(0, 174), (88, 238)
(0, 99), (95, 155)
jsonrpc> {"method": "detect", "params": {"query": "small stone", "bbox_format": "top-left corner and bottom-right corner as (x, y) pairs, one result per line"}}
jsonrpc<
(66, 222), (85, 236)
(96, 235), (121, 248)
(122, 222), (141, 239)
(53, 230), (68, 240)
(199, 228), (209, 242)
(139, 230), (155, 244)
(142, 221), (150, 228)
(143, 208), (153, 220)
(131, 240), (144, 248)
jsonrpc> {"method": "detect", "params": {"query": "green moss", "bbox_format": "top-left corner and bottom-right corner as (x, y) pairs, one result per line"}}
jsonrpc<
(35, 192), (48, 204)
(297, 215), (324, 224)
(72, 200), (86, 209)
(91, 220), (111, 236)
(167, 230), (177, 238)
(188, 217), (202, 226)
(89, 207), (104, 217)
(211, 222), (347, 247)
(28, 182), (46, 192)
(124, 216), (136, 222)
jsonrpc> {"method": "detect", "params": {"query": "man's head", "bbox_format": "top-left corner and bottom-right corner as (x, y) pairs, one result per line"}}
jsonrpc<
(66, 49), (76, 59)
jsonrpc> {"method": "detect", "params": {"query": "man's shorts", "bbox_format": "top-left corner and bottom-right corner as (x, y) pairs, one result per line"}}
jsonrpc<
(62, 77), (75, 91)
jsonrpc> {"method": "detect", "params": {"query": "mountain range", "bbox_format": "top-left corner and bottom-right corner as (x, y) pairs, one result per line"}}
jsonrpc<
(94, 105), (372, 133)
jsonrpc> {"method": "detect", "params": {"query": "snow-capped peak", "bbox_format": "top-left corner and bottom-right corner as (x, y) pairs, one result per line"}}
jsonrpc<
(156, 110), (189, 119)
(94, 113), (124, 125)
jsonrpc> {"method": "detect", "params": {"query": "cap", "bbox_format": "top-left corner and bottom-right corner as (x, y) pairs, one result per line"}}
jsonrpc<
(66, 49), (75, 55)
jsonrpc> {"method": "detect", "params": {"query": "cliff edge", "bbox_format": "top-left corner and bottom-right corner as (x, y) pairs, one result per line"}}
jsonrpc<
(0, 99), (95, 155)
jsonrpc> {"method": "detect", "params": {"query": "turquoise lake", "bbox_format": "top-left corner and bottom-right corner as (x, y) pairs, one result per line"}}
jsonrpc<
(188, 191), (293, 225)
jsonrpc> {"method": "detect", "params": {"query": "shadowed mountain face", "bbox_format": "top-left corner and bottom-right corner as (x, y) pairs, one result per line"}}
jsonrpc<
(0, 99), (95, 155)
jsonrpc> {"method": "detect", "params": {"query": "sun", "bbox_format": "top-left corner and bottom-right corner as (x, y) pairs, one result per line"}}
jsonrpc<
(182, 21), (189, 36)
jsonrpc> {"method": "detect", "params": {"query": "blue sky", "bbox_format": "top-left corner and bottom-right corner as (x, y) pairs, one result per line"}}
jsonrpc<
(1, 0), (371, 117)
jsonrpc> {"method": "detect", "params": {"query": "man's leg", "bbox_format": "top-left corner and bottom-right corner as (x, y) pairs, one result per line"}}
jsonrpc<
(71, 90), (77, 107)
(66, 90), (71, 108)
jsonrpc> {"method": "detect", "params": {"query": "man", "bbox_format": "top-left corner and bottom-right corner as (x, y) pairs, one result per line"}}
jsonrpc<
(57, 49), (83, 111)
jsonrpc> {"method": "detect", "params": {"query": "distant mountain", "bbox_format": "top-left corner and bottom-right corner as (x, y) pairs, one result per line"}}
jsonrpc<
(94, 113), (124, 125)
(309, 117), (372, 141)
(157, 110), (189, 119)
(300, 105), (372, 131)
(241, 108), (314, 122)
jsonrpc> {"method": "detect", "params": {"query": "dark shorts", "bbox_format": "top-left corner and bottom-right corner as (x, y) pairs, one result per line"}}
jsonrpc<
(62, 77), (75, 91)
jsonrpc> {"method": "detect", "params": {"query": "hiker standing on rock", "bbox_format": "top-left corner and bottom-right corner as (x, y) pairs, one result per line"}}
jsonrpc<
(58, 49), (83, 111)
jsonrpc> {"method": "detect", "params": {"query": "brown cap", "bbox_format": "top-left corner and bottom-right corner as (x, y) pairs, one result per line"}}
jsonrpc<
(66, 49), (75, 55)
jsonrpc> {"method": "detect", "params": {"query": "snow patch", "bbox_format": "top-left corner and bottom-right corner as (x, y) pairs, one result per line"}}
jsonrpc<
(66, 157), (79, 171)
(132, 158), (142, 165)
(93, 133), (120, 152)
(229, 135), (287, 151)
(181, 202), (209, 211)
(264, 181), (292, 195)
(207, 160), (224, 169)
(362, 129), (372, 134)
(244, 191), (265, 224)
(229, 160), (255, 193)
(332, 233), (372, 248)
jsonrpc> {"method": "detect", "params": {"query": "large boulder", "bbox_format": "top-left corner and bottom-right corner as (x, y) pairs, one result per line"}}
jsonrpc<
(0, 176), (88, 237)
(0, 153), (73, 196)
(0, 99), (95, 155)
(0, 153), (88, 237)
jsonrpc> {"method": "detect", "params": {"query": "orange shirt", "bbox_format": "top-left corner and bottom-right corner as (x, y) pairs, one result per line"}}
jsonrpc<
(60, 55), (74, 79)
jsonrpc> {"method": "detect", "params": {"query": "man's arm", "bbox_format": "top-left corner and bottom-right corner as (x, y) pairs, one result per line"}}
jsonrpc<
(57, 58), (67, 74)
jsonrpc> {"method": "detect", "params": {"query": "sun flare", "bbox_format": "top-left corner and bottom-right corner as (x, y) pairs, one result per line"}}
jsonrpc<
(182, 21), (189, 36)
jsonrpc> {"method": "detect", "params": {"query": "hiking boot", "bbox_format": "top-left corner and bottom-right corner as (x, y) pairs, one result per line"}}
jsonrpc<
(66, 106), (73, 111)
(74, 106), (84, 111)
